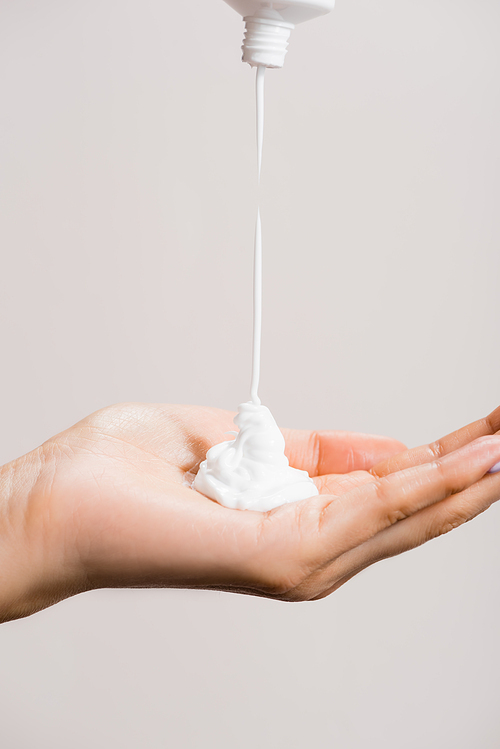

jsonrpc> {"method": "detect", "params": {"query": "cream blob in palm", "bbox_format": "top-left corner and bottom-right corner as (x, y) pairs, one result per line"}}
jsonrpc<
(194, 402), (318, 511)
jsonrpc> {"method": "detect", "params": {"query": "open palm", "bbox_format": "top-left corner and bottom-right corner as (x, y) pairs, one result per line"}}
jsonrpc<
(3, 402), (500, 621)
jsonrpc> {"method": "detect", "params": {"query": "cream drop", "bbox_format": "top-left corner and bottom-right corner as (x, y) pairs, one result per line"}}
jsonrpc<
(194, 66), (318, 511)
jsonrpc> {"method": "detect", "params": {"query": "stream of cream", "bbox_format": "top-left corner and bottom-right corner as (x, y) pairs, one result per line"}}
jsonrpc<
(250, 64), (265, 406)
(194, 66), (318, 512)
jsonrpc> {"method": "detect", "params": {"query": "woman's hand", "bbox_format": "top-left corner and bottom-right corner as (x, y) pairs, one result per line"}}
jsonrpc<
(1, 403), (500, 622)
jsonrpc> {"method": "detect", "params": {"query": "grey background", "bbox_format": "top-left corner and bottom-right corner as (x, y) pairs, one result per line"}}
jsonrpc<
(1, 0), (500, 746)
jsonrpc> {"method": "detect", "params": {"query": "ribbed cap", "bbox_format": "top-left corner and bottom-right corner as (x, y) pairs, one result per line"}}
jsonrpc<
(242, 10), (294, 68)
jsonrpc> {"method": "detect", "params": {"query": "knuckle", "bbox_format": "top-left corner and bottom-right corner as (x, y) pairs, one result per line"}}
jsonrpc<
(428, 441), (445, 461)
(428, 457), (455, 496)
(385, 505), (408, 526)
(437, 511), (470, 537)
(372, 477), (407, 527)
(430, 457), (447, 479)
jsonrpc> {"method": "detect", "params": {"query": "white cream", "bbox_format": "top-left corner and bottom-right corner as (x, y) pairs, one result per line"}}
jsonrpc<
(250, 64), (265, 406)
(194, 66), (318, 512)
(194, 402), (318, 511)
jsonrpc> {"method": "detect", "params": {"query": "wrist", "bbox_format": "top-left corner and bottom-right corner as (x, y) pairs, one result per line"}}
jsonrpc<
(0, 448), (84, 622)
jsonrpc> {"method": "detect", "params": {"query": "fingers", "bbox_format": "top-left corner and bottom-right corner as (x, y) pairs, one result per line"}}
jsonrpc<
(308, 466), (500, 602)
(377, 470), (500, 557)
(372, 404), (500, 478)
(282, 428), (406, 476)
(319, 436), (500, 558)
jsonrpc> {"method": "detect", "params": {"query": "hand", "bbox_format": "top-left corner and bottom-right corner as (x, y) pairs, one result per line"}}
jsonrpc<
(1, 403), (500, 621)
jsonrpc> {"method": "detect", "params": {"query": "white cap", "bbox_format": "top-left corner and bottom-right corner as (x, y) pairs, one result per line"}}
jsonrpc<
(242, 9), (295, 69)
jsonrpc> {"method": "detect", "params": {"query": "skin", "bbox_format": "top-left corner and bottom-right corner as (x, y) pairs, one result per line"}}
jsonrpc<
(1, 402), (500, 623)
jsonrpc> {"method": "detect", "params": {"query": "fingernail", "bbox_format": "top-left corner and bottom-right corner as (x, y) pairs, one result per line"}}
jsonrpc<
(489, 461), (500, 474)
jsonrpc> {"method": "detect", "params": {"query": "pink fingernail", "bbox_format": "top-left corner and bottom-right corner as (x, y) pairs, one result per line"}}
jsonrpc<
(489, 461), (500, 474)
